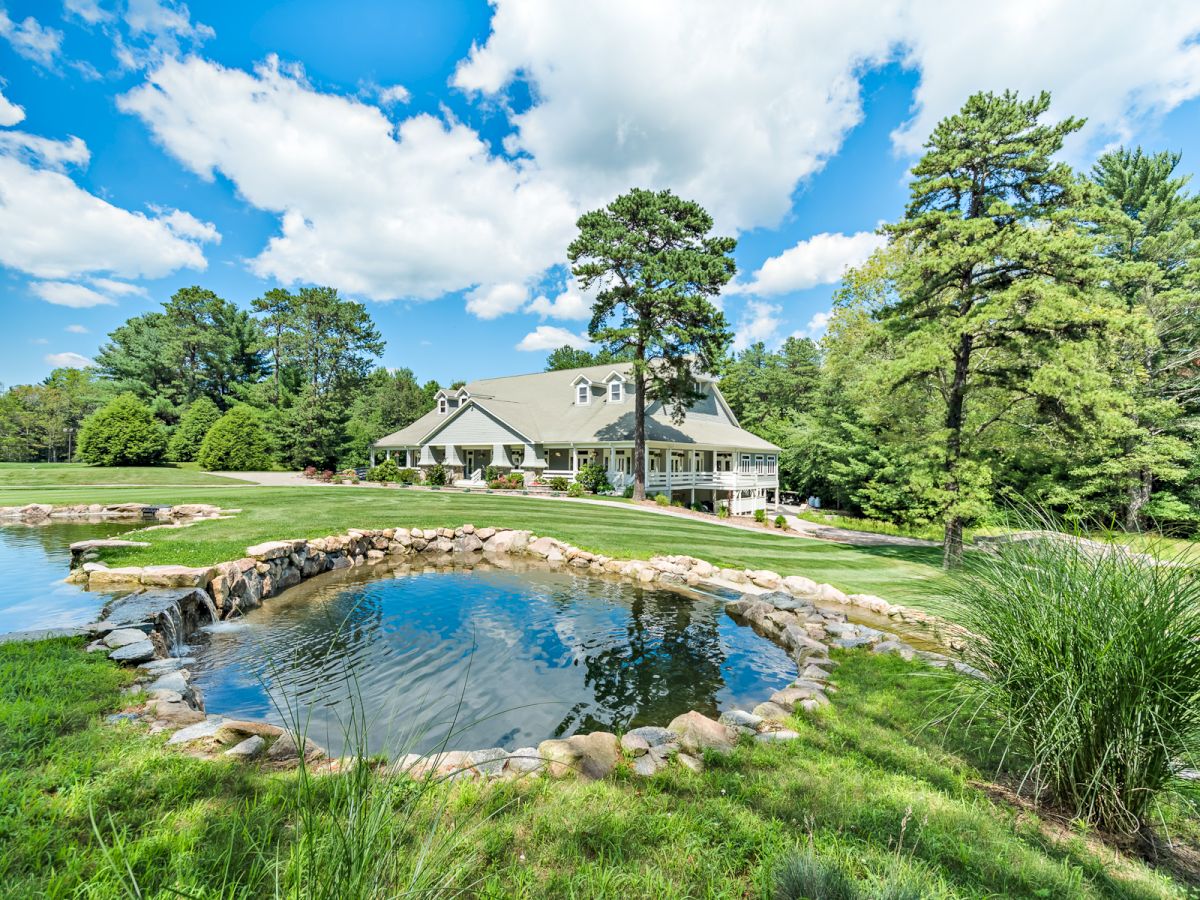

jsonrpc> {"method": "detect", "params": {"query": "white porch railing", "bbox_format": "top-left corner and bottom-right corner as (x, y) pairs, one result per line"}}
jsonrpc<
(535, 469), (776, 491)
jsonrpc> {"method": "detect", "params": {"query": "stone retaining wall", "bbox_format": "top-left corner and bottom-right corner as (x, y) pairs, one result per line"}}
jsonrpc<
(70, 522), (968, 778)
(2, 502), (230, 523)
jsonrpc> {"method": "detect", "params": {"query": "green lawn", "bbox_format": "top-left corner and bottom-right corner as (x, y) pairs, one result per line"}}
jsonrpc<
(0, 482), (951, 607)
(0, 638), (1186, 898)
(0, 462), (252, 488)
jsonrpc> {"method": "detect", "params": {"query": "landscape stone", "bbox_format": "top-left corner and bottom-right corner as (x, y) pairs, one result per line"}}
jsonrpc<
(676, 752), (703, 773)
(536, 738), (581, 777)
(620, 733), (651, 756)
(503, 747), (544, 776)
(632, 751), (670, 776)
(466, 747), (509, 777)
(752, 701), (791, 722)
(719, 709), (764, 731)
(566, 732), (621, 780)
(167, 716), (227, 744)
(755, 729), (800, 742)
(224, 735), (265, 760)
(266, 733), (326, 763)
(667, 711), (737, 755)
(109, 640), (156, 663)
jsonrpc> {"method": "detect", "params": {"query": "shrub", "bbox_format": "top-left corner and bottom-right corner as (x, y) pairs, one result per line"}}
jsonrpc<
(197, 406), (272, 471)
(368, 458), (403, 483)
(167, 397), (221, 462)
(487, 474), (524, 490)
(77, 394), (166, 467)
(303, 465), (318, 479)
(943, 525), (1200, 836)
(483, 465), (499, 482)
(654, 493), (669, 506)
(567, 482), (585, 498)
(340, 469), (359, 484)
(772, 850), (857, 900)
(549, 476), (570, 491)
(574, 462), (611, 494)
(425, 463), (446, 486)
(396, 467), (419, 485)
(774, 515), (787, 529)
(509, 471), (524, 487)
(717, 505), (730, 519)
(622, 484), (635, 499)
(754, 508), (766, 524)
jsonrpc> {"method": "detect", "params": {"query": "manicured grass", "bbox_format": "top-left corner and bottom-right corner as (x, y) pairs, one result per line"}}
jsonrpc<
(0, 483), (952, 607)
(0, 639), (1186, 897)
(0, 462), (252, 488)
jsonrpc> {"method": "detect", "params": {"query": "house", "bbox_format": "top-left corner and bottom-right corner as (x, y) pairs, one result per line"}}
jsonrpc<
(371, 363), (781, 514)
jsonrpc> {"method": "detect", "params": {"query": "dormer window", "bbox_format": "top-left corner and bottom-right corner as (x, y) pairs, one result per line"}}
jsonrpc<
(438, 397), (447, 414)
(576, 383), (590, 405)
(609, 381), (622, 402)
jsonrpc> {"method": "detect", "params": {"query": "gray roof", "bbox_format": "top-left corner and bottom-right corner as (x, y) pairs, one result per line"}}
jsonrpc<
(374, 362), (780, 451)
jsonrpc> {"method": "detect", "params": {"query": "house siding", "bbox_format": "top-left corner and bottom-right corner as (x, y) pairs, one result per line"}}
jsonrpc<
(425, 405), (525, 446)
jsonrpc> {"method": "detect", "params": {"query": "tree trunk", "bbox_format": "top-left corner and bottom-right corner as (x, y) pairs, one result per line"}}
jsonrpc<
(633, 370), (647, 502)
(942, 332), (973, 569)
(1124, 469), (1152, 532)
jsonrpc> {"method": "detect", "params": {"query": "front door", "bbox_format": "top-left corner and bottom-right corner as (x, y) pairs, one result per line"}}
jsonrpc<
(464, 449), (481, 476)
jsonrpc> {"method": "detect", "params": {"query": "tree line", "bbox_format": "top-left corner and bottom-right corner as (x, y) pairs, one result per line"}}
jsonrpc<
(0, 285), (446, 471)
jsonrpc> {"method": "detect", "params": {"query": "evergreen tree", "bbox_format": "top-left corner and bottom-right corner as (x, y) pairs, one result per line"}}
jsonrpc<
(569, 188), (735, 500)
(168, 397), (222, 462)
(1090, 147), (1200, 528)
(881, 91), (1127, 565)
(76, 394), (166, 466)
(197, 406), (272, 471)
(543, 345), (636, 372)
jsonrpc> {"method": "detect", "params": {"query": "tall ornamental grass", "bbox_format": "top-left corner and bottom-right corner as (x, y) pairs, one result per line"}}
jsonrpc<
(942, 530), (1200, 837)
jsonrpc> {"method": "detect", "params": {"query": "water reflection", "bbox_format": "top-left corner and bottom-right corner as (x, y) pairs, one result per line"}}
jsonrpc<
(0, 522), (136, 632)
(189, 558), (796, 757)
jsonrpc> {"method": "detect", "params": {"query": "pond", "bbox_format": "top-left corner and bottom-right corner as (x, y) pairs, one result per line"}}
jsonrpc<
(0, 522), (137, 633)
(189, 558), (797, 757)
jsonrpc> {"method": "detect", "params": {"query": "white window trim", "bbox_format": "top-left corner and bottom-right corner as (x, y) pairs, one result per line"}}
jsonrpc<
(609, 381), (623, 402)
(437, 398), (447, 414)
(576, 384), (591, 405)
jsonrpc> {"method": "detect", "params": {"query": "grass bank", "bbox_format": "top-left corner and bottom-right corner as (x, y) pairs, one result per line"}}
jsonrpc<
(0, 462), (251, 488)
(1, 638), (1187, 898)
(0, 481), (949, 607)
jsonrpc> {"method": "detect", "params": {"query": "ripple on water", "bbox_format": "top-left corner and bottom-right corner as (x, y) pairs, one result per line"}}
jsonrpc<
(188, 561), (797, 757)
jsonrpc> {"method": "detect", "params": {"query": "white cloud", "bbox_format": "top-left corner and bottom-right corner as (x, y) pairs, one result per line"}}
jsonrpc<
(793, 310), (832, 340)
(29, 337), (48, 345)
(465, 282), (528, 319)
(732, 300), (782, 351)
(89, 277), (148, 296)
(737, 231), (885, 297)
(65, 323), (89, 333)
(64, 0), (113, 25)
(31, 282), (116, 308)
(525, 276), (593, 321)
(0, 88), (24, 127)
(378, 84), (411, 105)
(44, 351), (94, 369)
(120, 55), (578, 301)
(0, 9), (62, 66)
(0, 129), (214, 280)
(455, 1), (1200, 234)
(516, 325), (590, 351)
(159, 208), (221, 242)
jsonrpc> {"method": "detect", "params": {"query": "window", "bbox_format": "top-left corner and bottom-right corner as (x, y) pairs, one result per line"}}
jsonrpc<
(755, 454), (765, 474)
(437, 398), (447, 414)
(765, 455), (777, 475)
(740, 454), (752, 473)
(609, 380), (623, 402)
(577, 384), (590, 405)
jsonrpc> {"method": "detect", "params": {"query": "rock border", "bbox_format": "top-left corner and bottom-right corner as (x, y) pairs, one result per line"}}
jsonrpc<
(2, 501), (232, 525)
(64, 522), (965, 778)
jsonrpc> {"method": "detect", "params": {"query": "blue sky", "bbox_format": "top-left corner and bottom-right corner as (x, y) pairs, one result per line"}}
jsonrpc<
(2, 1), (1200, 388)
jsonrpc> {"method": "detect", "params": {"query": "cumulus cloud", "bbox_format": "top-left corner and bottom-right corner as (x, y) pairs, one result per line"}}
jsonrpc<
(378, 84), (411, 105)
(31, 282), (116, 308)
(65, 323), (89, 333)
(516, 325), (590, 351)
(0, 88), (24, 127)
(0, 123), (216, 281)
(736, 231), (885, 297)
(89, 278), (149, 296)
(0, 9), (62, 67)
(525, 276), (593, 321)
(44, 351), (94, 369)
(465, 282), (529, 319)
(732, 300), (783, 351)
(455, 0), (1200, 234)
(793, 310), (832, 340)
(120, 55), (579, 302)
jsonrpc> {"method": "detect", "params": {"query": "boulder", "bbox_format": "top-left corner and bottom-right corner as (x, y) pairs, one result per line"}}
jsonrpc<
(139, 565), (214, 588)
(103, 628), (148, 649)
(224, 735), (266, 760)
(464, 747), (509, 777)
(676, 753), (704, 773)
(566, 732), (621, 780)
(167, 716), (227, 744)
(755, 730), (800, 743)
(620, 733), (652, 756)
(782, 575), (820, 597)
(215, 719), (284, 743)
(632, 751), (670, 776)
(535, 739), (581, 777)
(719, 709), (764, 732)
(872, 640), (915, 661)
(752, 701), (792, 722)
(266, 733), (326, 763)
(150, 699), (205, 727)
(502, 747), (544, 776)
(245, 540), (296, 560)
(109, 640), (156, 664)
(667, 711), (737, 755)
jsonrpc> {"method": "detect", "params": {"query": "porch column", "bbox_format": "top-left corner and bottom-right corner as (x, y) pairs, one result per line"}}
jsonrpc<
(666, 445), (672, 497)
(370, 449), (376, 467)
(385, 449), (392, 461)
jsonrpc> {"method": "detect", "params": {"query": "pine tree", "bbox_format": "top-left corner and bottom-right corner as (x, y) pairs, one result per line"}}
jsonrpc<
(569, 189), (735, 501)
(882, 91), (1126, 566)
